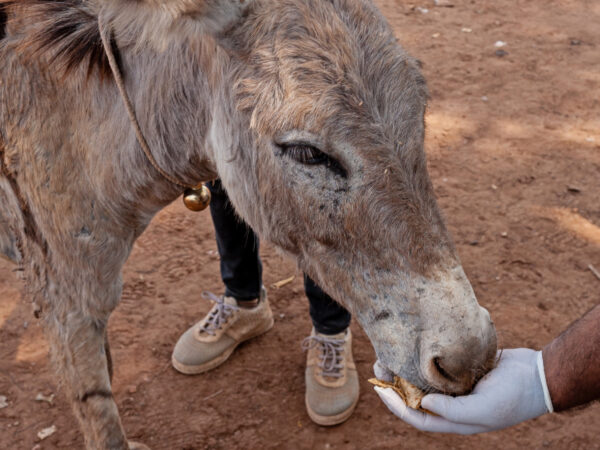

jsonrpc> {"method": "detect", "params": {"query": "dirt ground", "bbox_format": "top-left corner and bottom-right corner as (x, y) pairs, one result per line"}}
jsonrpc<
(1, 0), (599, 448)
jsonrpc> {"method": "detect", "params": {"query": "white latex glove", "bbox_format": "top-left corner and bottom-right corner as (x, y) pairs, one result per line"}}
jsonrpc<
(374, 349), (554, 434)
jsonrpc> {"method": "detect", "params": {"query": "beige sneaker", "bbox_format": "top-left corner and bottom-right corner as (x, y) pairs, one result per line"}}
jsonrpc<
(172, 288), (274, 374)
(303, 328), (359, 426)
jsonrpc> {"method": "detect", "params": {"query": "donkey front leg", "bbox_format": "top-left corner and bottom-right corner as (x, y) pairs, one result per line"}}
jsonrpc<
(44, 297), (150, 449)
(44, 304), (131, 449)
(34, 254), (149, 450)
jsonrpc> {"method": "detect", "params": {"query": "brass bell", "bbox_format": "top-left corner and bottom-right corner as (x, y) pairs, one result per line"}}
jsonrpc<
(183, 185), (211, 212)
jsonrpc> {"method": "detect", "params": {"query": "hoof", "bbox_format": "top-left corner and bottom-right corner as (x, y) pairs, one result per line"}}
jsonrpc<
(128, 441), (151, 450)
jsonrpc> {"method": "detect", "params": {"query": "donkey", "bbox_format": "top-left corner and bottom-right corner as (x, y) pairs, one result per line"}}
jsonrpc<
(0, 0), (497, 448)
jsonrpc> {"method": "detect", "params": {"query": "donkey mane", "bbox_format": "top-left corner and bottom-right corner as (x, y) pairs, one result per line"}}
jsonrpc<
(1, 0), (112, 79)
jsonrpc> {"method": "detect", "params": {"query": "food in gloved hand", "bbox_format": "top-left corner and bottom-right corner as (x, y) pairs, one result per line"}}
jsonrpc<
(369, 376), (435, 414)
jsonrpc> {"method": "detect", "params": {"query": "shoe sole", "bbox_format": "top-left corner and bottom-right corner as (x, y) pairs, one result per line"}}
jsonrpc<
(305, 394), (359, 426)
(171, 316), (275, 375)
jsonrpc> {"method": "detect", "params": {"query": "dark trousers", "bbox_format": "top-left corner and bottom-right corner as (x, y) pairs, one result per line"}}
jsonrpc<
(208, 180), (351, 335)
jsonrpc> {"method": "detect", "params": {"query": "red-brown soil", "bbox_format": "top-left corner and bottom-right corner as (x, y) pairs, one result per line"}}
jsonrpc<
(1, 0), (599, 448)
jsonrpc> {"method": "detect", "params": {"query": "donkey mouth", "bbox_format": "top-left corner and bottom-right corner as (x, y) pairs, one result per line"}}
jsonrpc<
(373, 360), (395, 383)
(373, 359), (440, 395)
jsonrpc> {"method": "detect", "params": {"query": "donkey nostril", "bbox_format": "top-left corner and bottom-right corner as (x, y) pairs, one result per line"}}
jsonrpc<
(432, 356), (457, 383)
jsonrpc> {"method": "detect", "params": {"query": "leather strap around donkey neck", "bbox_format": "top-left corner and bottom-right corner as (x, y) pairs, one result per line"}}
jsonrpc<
(97, 15), (211, 212)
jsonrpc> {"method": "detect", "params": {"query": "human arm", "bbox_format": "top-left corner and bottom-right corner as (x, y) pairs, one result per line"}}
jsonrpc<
(543, 303), (600, 411)
(374, 303), (600, 434)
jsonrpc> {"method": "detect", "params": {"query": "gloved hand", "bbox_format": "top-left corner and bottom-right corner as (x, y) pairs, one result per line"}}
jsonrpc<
(374, 348), (554, 434)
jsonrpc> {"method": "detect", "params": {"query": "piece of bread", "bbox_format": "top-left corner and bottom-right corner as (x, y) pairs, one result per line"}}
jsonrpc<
(369, 376), (435, 414)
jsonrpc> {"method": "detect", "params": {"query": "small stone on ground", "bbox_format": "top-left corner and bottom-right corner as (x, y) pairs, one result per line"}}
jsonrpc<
(37, 425), (57, 441)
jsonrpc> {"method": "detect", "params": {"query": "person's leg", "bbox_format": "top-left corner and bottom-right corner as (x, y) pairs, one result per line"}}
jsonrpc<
(303, 275), (358, 426)
(208, 179), (262, 302)
(172, 180), (273, 374)
(305, 275), (351, 335)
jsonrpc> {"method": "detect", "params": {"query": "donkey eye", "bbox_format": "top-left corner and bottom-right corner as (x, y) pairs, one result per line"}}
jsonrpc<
(282, 144), (327, 164)
(278, 144), (347, 178)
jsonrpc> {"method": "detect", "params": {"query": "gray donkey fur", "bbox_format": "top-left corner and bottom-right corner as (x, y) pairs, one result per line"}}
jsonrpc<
(0, 0), (497, 448)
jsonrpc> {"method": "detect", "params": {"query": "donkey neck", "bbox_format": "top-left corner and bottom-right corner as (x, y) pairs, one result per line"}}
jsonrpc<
(115, 39), (221, 189)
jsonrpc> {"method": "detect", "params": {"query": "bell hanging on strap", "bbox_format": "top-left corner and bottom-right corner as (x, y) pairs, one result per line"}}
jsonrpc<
(183, 185), (211, 212)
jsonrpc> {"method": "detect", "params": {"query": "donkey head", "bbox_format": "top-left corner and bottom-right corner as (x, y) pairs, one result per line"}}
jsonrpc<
(201, 0), (497, 395)
(124, 0), (497, 394)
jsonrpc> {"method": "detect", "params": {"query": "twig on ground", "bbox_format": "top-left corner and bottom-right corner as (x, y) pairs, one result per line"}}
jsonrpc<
(588, 264), (600, 281)
(202, 389), (223, 401)
(270, 275), (295, 289)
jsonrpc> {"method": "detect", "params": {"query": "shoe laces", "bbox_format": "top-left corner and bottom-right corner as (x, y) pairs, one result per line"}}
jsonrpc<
(199, 291), (239, 336)
(302, 333), (346, 378)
